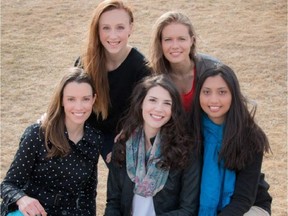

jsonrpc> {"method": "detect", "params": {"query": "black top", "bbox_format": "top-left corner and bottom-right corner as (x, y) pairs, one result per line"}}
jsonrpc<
(86, 48), (151, 135)
(105, 152), (201, 216)
(218, 152), (272, 215)
(1, 123), (103, 216)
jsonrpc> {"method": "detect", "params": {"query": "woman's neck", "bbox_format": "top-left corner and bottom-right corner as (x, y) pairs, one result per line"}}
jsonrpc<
(66, 122), (84, 144)
(143, 126), (158, 151)
(169, 59), (195, 94)
(106, 45), (132, 71)
(170, 59), (194, 77)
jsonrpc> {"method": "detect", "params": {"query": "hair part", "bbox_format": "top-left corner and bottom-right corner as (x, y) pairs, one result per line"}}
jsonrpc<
(83, 0), (134, 120)
(149, 11), (196, 75)
(190, 64), (271, 170)
(41, 67), (95, 158)
(113, 74), (193, 169)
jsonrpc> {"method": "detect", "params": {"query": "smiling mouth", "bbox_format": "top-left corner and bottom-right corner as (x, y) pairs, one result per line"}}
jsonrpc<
(209, 106), (221, 112)
(73, 112), (85, 116)
(150, 114), (163, 120)
(170, 52), (181, 56)
(108, 41), (120, 46)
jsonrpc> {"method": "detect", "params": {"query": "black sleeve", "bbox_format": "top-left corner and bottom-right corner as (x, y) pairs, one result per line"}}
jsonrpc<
(218, 152), (264, 216)
(0, 125), (40, 213)
(104, 162), (123, 216)
(158, 152), (201, 216)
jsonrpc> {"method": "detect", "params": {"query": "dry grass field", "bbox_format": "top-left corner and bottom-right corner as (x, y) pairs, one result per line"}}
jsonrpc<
(1, 0), (287, 215)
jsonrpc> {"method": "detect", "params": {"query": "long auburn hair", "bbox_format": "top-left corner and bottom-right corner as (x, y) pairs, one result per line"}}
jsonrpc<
(149, 11), (196, 75)
(190, 64), (271, 170)
(41, 67), (95, 158)
(113, 74), (192, 169)
(82, 0), (134, 119)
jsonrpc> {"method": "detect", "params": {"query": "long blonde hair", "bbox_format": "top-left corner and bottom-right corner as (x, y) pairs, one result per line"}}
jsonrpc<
(83, 0), (134, 119)
(149, 11), (196, 75)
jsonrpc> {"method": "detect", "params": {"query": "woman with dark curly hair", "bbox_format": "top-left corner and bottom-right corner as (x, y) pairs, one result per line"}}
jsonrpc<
(104, 75), (200, 216)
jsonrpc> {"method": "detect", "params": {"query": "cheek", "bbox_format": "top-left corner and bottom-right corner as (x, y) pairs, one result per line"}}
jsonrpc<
(199, 95), (206, 108)
(85, 101), (94, 111)
(226, 98), (232, 109)
(165, 107), (172, 120)
(99, 31), (107, 42)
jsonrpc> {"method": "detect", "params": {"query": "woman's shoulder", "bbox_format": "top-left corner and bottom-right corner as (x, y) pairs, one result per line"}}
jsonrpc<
(195, 53), (221, 64)
(126, 47), (148, 64)
(22, 123), (43, 138)
(84, 123), (104, 143)
(18, 123), (45, 150)
(195, 53), (222, 76)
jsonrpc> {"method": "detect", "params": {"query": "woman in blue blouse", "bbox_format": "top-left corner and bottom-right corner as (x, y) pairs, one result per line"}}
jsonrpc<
(1, 67), (103, 216)
(190, 64), (272, 216)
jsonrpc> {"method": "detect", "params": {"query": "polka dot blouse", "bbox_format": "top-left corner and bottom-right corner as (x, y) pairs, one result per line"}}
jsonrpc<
(0, 123), (103, 216)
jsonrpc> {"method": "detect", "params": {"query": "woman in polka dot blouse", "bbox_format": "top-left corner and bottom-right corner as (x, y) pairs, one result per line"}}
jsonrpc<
(1, 67), (103, 216)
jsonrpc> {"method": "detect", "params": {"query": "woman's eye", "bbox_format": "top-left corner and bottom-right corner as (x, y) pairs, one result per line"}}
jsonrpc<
(117, 26), (125, 30)
(202, 90), (209, 95)
(219, 91), (226, 95)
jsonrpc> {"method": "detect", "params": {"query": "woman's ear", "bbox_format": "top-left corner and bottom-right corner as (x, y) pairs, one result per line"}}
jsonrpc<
(128, 23), (134, 37)
(93, 93), (97, 103)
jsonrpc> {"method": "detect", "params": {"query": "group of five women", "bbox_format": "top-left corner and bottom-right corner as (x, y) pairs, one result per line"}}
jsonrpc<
(1, 0), (272, 215)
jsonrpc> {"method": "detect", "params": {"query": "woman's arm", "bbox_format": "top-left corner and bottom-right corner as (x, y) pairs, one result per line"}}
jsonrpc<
(104, 162), (124, 216)
(0, 124), (43, 213)
(218, 152), (264, 216)
(158, 152), (201, 216)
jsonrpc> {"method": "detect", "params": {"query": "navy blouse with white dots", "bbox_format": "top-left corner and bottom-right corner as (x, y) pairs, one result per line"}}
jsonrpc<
(1, 123), (103, 216)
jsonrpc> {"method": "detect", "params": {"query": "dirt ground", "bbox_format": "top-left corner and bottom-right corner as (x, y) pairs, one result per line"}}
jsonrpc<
(1, 0), (287, 215)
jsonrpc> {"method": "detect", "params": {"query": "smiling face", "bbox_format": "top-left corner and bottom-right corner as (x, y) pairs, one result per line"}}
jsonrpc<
(161, 23), (193, 65)
(142, 86), (172, 137)
(99, 9), (132, 55)
(63, 82), (96, 128)
(200, 75), (232, 124)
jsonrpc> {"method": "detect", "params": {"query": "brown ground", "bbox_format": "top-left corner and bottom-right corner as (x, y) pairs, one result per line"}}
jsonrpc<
(1, 0), (287, 215)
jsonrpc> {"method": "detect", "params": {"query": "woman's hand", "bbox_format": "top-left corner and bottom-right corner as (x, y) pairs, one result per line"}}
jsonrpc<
(106, 152), (112, 163)
(17, 195), (47, 216)
(114, 130), (123, 143)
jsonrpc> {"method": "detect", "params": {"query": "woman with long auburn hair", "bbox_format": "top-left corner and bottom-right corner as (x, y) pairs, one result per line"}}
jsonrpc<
(75, 0), (150, 164)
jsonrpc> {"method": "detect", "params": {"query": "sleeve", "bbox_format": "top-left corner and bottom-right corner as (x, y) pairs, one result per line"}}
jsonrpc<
(0, 124), (40, 211)
(218, 152), (263, 216)
(79, 162), (98, 215)
(159, 152), (201, 216)
(104, 162), (123, 216)
(136, 60), (151, 81)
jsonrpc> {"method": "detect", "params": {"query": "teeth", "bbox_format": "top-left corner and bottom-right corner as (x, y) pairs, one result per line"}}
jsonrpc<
(209, 106), (220, 111)
(109, 42), (119, 46)
(74, 112), (84, 116)
(170, 52), (181, 56)
(151, 114), (162, 119)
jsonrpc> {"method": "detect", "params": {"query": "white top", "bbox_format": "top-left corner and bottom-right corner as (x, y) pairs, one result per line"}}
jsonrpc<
(132, 194), (156, 216)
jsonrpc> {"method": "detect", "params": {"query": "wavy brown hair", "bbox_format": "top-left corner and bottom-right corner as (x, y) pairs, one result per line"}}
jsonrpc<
(113, 74), (193, 169)
(82, 0), (134, 119)
(149, 11), (196, 75)
(41, 67), (95, 158)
